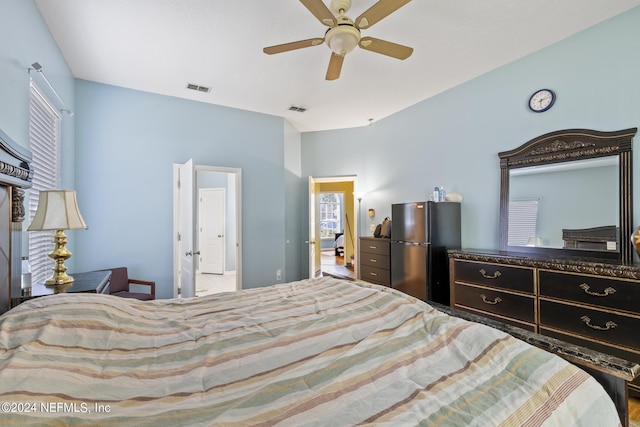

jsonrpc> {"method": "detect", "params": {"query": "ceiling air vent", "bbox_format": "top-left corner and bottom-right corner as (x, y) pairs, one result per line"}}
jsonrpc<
(186, 83), (211, 93)
(288, 105), (307, 112)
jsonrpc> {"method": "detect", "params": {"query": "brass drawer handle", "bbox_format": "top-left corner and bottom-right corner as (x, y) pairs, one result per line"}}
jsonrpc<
(369, 259), (377, 263)
(579, 284), (616, 297)
(479, 269), (501, 279)
(580, 316), (617, 331)
(370, 272), (378, 276)
(480, 294), (502, 305)
(369, 246), (378, 249)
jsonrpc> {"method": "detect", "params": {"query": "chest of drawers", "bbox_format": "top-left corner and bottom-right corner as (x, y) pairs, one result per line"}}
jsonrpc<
(359, 237), (390, 286)
(449, 249), (640, 394)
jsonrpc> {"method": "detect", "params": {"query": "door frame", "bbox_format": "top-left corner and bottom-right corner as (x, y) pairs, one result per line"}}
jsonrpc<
(308, 175), (358, 278)
(174, 159), (195, 298)
(173, 164), (242, 297)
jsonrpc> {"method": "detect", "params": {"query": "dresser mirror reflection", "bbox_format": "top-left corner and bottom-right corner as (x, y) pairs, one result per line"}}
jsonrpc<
(498, 128), (637, 263)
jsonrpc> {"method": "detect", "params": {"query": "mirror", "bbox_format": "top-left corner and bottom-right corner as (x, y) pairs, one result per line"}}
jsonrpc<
(498, 128), (637, 263)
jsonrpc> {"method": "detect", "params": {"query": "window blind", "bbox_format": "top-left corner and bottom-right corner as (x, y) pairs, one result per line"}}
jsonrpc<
(28, 83), (61, 285)
(507, 200), (539, 246)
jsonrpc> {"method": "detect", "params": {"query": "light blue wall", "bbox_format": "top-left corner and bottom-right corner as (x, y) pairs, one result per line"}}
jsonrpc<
(73, 80), (292, 297)
(4, 0), (640, 296)
(284, 120), (303, 282)
(0, 0), (78, 265)
(1, 0), (304, 297)
(301, 7), (640, 264)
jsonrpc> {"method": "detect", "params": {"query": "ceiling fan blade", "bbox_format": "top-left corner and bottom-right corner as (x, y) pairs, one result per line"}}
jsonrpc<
(358, 37), (413, 60)
(355, 0), (412, 29)
(263, 38), (325, 55)
(300, 0), (337, 26)
(325, 53), (344, 80)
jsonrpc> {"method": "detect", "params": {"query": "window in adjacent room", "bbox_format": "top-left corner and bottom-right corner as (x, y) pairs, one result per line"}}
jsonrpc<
(28, 83), (61, 284)
(319, 193), (342, 238)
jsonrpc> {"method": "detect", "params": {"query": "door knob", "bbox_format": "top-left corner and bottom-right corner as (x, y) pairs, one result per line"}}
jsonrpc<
(218, 234), (224, 238)
(305, 240), (316, 245)
(185, 250), (201, 256)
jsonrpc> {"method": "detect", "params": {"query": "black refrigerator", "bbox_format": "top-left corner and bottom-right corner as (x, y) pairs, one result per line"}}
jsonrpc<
(390, 201), (461, 304)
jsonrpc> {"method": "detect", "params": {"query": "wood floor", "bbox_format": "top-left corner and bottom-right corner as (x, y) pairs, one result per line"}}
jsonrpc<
(320, 250), (355, 280)
(630, 397), (640, 423)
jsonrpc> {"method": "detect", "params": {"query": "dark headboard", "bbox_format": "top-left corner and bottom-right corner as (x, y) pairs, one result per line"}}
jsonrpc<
(0, 129), (33, 314)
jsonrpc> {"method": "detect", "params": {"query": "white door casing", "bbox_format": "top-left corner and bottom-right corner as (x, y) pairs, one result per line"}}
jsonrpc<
(177, 159), (196, 298)
(174, 163), (243, 297)
(199, 188), (225, 275)
(308, 176), (358, 279)
(308, 176), (320, 278)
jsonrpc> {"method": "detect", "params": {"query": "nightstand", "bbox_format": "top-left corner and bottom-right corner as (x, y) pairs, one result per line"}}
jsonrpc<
(13, 270), (111, 307)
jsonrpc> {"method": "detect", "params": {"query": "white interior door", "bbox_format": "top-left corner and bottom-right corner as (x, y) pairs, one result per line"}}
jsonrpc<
(199, 188), (225, 274)
(308, 176), (320, 278)
(178, 159), (196, 298)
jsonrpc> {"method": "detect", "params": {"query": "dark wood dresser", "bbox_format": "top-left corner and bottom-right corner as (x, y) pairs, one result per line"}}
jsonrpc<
(359, 237), (390, 286)
(449, 249), (640, 395)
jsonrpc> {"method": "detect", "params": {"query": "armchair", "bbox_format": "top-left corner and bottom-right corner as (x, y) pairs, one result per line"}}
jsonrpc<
(104, 267), (155, 300)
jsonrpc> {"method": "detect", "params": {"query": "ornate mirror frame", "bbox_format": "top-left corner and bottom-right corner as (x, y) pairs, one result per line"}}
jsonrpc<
(0, 129), (33, 314)
(498, 127), (637, 264)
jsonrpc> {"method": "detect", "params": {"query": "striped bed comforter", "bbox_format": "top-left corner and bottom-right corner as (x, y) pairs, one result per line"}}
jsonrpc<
(0, 276), (621, 426)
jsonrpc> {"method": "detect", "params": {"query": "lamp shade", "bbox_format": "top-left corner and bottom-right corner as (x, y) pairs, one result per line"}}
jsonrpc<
(28, 190), (87, 231)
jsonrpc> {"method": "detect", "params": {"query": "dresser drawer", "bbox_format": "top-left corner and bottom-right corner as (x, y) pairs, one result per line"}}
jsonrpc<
(453, 260), (534, 293)
(360, 253), (390, 269)
(360, 265), (390, 286)
(539, 270), (639, 314)
(360, 239), (390, 256)
(454, 283), (535, 323)
(539, 299), (640, 350)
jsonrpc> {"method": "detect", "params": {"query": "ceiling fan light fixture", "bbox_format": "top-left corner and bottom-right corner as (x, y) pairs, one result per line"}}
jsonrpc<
(325, 25), (360, 56)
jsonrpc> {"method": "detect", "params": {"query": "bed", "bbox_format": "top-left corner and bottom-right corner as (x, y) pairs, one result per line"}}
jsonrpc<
(334, 232), (345, 256)
(0, 276), (624, 426)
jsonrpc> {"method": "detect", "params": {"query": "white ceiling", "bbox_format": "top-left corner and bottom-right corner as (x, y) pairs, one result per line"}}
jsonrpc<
(35, 0), (640, 132)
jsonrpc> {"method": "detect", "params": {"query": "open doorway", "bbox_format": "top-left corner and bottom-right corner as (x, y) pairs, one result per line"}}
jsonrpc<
(173, 163), (242, 298)
(319, 192), (355, 280)
(194, 168), (239, 296)
(308, 176), (357, 281)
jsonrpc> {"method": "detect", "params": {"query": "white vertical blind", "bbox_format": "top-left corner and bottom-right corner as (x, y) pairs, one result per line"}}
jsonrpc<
(507, 200), (540, 246)
(28, 83), (61, 284)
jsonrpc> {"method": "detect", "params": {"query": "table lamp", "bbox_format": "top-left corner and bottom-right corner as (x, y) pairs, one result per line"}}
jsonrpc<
(27, 190), (87, 292)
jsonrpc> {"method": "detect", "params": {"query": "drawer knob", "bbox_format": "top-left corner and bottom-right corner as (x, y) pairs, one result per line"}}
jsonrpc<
(579, 284), (616, 297)
(480, 294), (502, 305)
(580, 315), (617, 331)
(479, 269), (501, 279)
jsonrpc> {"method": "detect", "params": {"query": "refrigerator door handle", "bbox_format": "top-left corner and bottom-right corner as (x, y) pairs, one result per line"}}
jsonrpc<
(392, 241), (427, 246)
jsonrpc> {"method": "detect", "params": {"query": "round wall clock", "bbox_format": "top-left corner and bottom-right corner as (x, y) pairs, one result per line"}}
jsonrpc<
(528, 89), (556, 113)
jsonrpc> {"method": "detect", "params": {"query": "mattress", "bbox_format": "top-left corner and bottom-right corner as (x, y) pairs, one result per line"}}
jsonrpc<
(0, 276), (621, 426)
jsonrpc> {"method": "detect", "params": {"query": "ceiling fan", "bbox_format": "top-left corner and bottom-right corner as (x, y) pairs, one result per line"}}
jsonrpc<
(263, 0), (413, 80)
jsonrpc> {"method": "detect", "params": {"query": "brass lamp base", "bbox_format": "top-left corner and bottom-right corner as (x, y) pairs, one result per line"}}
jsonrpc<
(45, 229), (75, 294)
